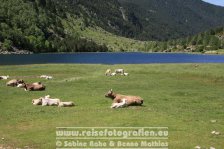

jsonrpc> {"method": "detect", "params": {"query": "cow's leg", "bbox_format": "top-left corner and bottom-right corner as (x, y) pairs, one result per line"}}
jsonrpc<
(111, 103), (118, 108)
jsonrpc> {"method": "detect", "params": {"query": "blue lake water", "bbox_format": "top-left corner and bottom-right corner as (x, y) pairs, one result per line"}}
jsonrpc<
(1, 53), (224, 65)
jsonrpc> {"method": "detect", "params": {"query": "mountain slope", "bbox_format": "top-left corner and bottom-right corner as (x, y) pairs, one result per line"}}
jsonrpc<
(0, 0), (109, 53)
(1, 0), (224, 53)
(32, 0), (224, 41)
(118, 0), (224, 40)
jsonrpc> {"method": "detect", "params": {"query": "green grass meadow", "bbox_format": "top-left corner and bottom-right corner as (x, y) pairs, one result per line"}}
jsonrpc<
(0, 64), (224, 148)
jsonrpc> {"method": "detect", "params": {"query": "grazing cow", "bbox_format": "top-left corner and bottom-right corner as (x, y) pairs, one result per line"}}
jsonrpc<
(111, 98), (127, 108)
(19, 82), (45, 91)
(0, 76), (9, 80)
(6, 79), (24, 87)
(115, 69), (124, 75)
(105, 89), (143, 107)
(105, 69), (111, 76)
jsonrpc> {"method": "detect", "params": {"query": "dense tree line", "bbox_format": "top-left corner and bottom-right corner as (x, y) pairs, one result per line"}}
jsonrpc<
(144, 27), (224, 53)
(0, 0), (108, 53)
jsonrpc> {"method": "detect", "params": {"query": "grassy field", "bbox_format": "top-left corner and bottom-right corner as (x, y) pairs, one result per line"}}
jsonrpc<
(0, 64), (224, 149)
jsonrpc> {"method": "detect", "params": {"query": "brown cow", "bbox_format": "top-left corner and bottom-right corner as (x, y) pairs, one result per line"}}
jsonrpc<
(18, 82), (45, 91)
(105, 89), (143, 107)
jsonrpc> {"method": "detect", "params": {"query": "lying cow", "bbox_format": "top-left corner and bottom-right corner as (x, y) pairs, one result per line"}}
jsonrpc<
(105, 69), (111, 76)
(0, 76), (9, 80)
(115, 69), (124, 75)
(42, 95), (60, 106)
(105, 89), (143, 108)
(18, 82), (45, 91)
(111, 98), (127, 108)
(110, 72), (117, 76)
(40, 75), (53, 80)
(6, 79), (24, 87)
(32, 95), (75, 107)
(58, 101), (75, 107)
(32, 98), (43, 105)
(121, 73), (129, 76)
(25, 83), (45, 91)
(32, 95), (60, 106)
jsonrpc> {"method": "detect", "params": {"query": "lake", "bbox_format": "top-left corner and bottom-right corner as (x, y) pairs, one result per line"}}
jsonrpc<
(1, 53), (224, 65)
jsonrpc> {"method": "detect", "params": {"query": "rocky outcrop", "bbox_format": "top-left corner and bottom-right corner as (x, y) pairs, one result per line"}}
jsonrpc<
(0, 47), (33, 54)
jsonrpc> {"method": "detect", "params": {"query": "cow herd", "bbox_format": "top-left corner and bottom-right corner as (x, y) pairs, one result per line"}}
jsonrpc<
(1, 70), (143, 109)
(6, 79), (46, 91)
(105, 68), (129, 76)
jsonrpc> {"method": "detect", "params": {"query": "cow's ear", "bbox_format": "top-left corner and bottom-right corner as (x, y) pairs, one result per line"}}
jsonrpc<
(110, 89), (113, 92)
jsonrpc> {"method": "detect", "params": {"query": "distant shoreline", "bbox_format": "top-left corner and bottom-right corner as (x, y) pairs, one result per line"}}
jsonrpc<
(0, 51), (223, 55)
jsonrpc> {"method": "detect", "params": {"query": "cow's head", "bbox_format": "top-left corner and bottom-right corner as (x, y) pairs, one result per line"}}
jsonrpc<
(17, 82), (29, 91)
(32, 98), (42, 105)
(17, 79), (24, 84)
(105, 89), (115, 99)
(17, 83), (26, 88)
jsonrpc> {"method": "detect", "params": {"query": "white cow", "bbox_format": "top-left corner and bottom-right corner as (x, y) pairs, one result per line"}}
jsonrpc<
(58, 101), (75, 107)
(115, 69), (124, 75)
(32, 98), (42, 105)
(110, 72), (117, 76)
(122, 73), (129, 76)
(32, 95), (60, 106)
(32, 95), (75, 107)
(105, 69), (111, 76)
(42, 95), (60, 106)
(40, 75), (53, 80)
(0, 76), (9, 80)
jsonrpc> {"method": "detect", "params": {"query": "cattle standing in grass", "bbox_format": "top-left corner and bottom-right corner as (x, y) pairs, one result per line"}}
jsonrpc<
(105, 89), (143, 107)
(6, 79), (24, 87)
